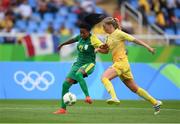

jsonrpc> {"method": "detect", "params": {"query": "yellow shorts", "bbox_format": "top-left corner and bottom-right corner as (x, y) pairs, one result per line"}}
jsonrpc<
(111, 58), (133, 81)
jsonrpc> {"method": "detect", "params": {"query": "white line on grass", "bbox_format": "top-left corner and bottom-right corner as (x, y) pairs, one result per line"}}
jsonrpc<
(0, 106), (180, 112)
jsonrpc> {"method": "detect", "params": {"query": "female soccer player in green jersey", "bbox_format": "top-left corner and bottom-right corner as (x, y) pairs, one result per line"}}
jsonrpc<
(53, 14), (106, 114)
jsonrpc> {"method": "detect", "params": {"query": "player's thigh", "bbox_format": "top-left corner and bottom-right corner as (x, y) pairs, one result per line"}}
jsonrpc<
(118, 66), (138, 92)
(79, 63), (95, 76)
(102, 67), (118, 80)
(102, 61), (125, 80)
(66, 65), (80, 83)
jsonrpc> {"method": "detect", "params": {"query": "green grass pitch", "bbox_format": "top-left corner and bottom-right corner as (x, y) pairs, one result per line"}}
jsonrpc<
(0, 100), (180, 123)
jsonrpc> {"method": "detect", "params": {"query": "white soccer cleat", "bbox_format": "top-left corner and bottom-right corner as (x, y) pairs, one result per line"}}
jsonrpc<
(106, 98), (120, 105)
(153, 100), (163, 115)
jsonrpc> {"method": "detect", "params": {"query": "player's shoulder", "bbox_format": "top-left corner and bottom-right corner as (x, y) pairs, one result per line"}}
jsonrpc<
(114, 29), (125, 35)
(74, 34), (81, 41)
(110, 29), (122, 38)
(115, 29), (132, 38)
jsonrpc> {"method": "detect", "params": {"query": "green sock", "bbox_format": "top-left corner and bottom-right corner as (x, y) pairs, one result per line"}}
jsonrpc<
(76, 71), (89, 97)
(61, 81), (72, 109)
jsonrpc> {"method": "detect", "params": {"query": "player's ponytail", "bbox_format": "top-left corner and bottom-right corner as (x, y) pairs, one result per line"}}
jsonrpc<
(114, 18), (121, 29)
(103, 17), (121, 29)
(78, 13), (106, 31)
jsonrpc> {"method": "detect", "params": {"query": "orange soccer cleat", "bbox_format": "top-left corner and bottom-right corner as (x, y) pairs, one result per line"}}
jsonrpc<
(53, 108), (67, 114)
(85, 96), (93, 104)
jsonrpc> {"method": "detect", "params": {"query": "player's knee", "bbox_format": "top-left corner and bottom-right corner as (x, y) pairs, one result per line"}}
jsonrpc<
(101, 73), (107, 79)
(101, 77), (104, 83)
(65, 78), (76, 84)
(130, 87), (138, 93)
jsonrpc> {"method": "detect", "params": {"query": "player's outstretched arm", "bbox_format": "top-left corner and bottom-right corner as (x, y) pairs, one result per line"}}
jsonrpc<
(133, 39), (155, 54)
(57, 39), (77, 51)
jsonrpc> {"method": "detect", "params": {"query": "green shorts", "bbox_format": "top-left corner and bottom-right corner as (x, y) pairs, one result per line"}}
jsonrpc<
(66, 62), (95, 82)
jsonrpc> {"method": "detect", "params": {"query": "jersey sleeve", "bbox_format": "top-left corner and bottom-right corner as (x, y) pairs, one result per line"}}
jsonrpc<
(90, 35), (103, 48)
(74, 35), (81, 41)
(119, 31), (135, 42)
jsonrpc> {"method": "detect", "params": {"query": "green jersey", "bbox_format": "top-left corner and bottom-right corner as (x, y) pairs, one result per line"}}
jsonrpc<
(74, 34), (103, 65)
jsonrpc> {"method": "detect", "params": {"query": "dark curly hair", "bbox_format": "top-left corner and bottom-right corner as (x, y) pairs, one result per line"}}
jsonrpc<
(78, 13), (106, 31)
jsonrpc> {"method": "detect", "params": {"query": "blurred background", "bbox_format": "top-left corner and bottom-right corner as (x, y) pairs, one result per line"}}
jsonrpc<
(0, 0), (179, 100)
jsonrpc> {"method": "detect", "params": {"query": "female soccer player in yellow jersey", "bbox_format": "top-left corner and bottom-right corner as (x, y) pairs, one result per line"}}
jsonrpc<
(96, 17), (162, 115)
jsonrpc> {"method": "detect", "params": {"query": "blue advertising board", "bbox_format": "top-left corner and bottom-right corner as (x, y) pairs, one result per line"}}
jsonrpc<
(0, 62), (180, 100)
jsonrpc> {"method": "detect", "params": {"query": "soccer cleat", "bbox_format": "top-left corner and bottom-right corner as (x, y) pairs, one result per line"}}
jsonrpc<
(85, 96), (93, 104)
(53, 108), (67, 114)
(153, 100), (162, 115)
(106, 98), (120, 105)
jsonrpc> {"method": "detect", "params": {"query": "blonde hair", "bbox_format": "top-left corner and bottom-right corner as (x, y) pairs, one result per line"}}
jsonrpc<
(103, 17), (120, 29)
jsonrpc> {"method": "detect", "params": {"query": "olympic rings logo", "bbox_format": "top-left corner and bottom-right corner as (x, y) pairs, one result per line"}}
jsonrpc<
(14, 71), (55, 91)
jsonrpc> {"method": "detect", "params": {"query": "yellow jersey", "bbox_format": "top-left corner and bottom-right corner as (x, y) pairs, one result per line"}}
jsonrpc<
(106, 29), (135, 62)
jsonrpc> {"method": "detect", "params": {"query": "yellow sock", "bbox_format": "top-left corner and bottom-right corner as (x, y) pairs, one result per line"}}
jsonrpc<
(136, 87), (157, 105)
(102, 78), (117, 99)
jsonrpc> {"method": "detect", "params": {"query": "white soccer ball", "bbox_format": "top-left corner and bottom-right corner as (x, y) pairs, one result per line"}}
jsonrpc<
(63, 92), (77, 106)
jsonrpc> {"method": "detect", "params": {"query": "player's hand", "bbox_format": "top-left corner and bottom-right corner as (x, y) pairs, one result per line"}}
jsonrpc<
(95, 47), (109, 54)
(148, 47), (156, 54)
(95, 48), (100, 53)
(100, 43), (108, 49)
(57, 44), (63, 51)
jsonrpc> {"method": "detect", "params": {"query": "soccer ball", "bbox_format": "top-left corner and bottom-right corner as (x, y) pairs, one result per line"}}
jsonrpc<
(63, 92), (77, 106)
